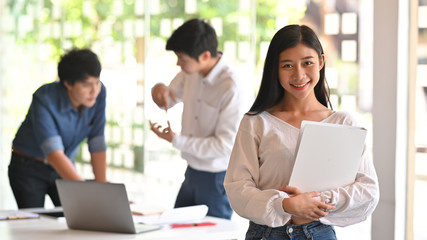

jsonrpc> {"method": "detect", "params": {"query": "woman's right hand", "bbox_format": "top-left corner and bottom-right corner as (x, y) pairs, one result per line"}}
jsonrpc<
(280, 185), (335, 223)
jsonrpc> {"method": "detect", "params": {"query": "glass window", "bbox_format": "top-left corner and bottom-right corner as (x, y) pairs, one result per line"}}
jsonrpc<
(413, 1), (427, 238)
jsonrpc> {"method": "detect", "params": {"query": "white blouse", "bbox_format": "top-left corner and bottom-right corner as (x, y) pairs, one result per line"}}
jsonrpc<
(224, 111), (379, 227)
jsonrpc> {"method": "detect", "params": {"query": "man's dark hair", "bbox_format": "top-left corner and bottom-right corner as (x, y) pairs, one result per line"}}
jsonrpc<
(166, 18), (218, 61)
(57, 49), (101, 86)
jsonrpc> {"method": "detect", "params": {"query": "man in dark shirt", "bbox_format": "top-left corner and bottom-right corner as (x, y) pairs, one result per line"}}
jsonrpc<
(8, 49), (108, 208)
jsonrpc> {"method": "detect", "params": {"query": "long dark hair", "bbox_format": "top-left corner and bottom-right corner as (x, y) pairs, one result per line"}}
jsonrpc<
(249, 24), (332, 115)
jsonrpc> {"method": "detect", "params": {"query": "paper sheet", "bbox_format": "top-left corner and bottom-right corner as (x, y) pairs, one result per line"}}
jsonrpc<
(133, 205), (208, 225)
(0, 211), (39, 220)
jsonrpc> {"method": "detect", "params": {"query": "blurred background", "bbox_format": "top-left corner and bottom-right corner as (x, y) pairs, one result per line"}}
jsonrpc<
(0, 0), (426, 239)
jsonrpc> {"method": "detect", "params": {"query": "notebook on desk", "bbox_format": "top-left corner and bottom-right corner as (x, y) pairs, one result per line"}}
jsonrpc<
(288, 120), (367, 192)
(55, 179), (160, 234)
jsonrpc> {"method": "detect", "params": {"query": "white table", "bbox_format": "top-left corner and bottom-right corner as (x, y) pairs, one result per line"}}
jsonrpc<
(0, 209), (247, 240)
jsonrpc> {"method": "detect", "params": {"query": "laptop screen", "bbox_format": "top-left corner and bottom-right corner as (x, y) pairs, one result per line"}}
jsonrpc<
(55, 179), (160, 234)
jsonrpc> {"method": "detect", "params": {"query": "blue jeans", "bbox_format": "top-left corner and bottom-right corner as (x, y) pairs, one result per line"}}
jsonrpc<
(174, 166), (233, 219)
(246, 221), (337, 240)
(8, 152), (61, 209)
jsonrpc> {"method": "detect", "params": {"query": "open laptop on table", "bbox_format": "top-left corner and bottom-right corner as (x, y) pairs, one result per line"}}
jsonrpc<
(55, 179), (160, 234)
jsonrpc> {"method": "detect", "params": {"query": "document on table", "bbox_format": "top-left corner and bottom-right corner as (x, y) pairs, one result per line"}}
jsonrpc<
(133, 205), (209, 225)
(289, 120), (367, 192)
(0, 210), (39, 220)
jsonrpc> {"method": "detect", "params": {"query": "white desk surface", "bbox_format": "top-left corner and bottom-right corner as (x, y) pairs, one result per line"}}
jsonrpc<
(0, 209), (247, 240)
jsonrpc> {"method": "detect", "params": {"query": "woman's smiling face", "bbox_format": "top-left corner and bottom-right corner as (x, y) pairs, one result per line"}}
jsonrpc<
(278, 42), (325, 101)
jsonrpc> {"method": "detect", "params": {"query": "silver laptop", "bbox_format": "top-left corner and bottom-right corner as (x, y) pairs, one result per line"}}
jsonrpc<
(55, 179), (160, 234)
(289, 120), (367, 192)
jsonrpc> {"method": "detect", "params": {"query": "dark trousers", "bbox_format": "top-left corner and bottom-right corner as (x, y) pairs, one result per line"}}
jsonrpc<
(246, 221), (337, 240)
(8, 152), (61, 209)
(174, 166), (233, 219)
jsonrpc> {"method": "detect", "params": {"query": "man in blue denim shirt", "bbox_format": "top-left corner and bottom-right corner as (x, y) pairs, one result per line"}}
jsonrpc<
(8, 49), (108, 209)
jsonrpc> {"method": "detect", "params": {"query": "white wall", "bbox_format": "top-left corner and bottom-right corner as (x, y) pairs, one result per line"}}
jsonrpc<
(372, 0), (409, 239)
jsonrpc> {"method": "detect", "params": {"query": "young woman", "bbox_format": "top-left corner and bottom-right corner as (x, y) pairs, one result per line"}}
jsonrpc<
(224, 25), (379, 240)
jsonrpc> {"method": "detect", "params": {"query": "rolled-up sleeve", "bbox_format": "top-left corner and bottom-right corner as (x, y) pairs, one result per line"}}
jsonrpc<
(41, 136), (64, 155)
(31, 96), (64, 156)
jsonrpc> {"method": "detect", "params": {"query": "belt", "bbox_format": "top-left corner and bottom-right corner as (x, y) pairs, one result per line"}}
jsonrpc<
(11, 147), (47, 163)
